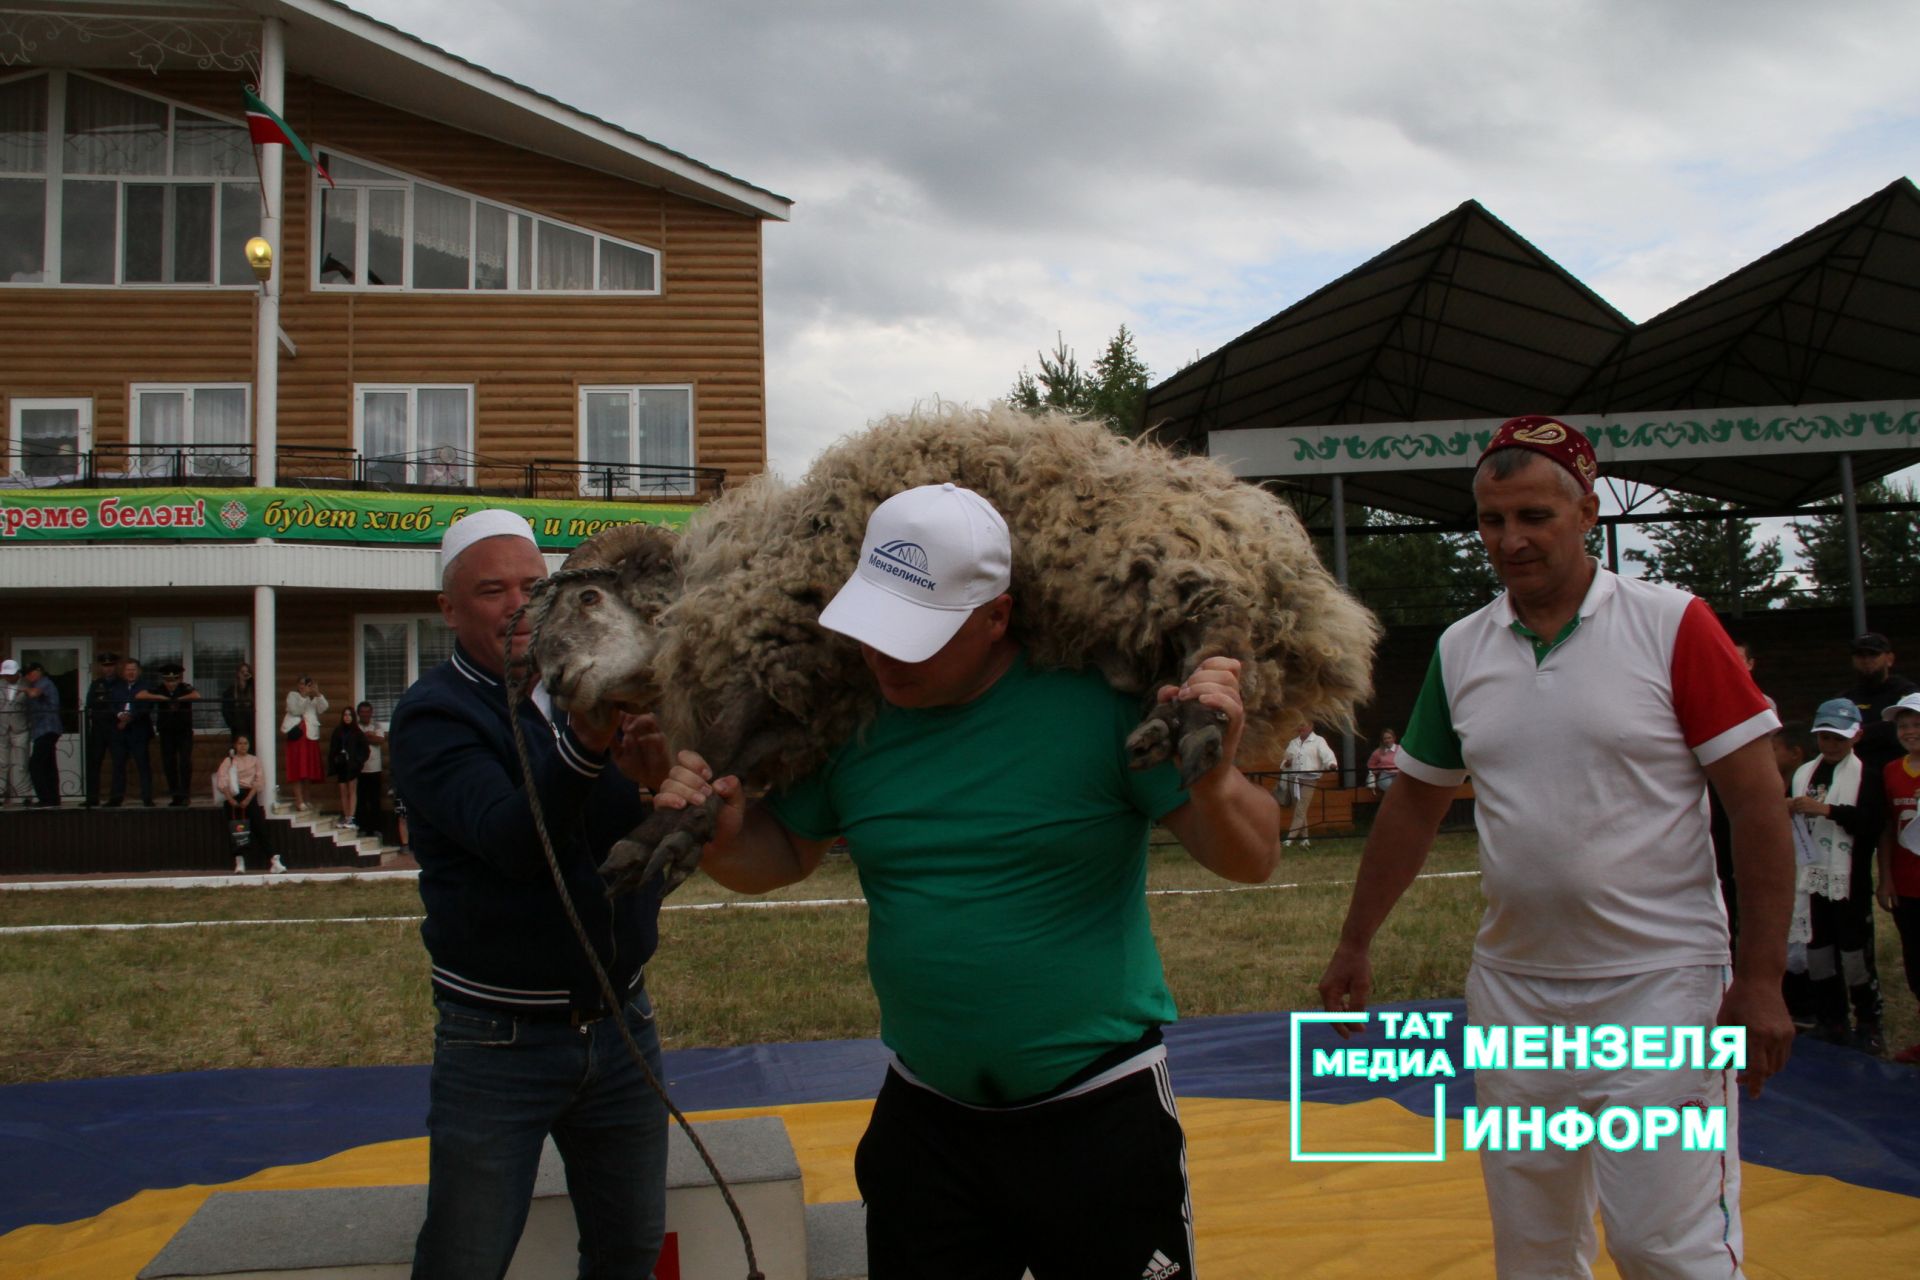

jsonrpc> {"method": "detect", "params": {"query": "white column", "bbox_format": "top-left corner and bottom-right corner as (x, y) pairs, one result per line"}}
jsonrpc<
(254, 15), (285, 487)
(254, 18), (286, 805)
(1329, 474), (1354, 789)
(1838, 453), (1867, 637)
(255, 586), (278, 805)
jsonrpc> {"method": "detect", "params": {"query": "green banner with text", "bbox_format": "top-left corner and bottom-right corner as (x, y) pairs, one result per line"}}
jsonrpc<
(0, 487), (696, 548)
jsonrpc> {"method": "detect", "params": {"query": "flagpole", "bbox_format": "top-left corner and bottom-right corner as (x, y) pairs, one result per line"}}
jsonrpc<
(253, 13), (286, 808)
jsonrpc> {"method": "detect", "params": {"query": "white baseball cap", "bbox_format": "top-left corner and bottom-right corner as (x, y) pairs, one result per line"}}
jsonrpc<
(1885, 692), (1920, 721)
(818, 482), (1012, 663)
(440, 507), (538, 575)
(0, 659), (16, 676)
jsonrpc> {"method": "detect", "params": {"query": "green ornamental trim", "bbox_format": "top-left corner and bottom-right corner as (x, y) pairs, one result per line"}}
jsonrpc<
(1287, 409), (1920, 464)
(0, 486), (696, 547)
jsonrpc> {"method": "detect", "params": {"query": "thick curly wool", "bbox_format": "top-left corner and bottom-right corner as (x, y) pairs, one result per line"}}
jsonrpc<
(652, 403), (1380, 789)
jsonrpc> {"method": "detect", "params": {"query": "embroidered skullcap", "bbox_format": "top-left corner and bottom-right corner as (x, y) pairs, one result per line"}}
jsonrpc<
(1480, 416), (1598, 495)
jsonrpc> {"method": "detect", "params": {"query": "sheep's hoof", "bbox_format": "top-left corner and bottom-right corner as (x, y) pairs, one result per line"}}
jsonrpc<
(1125, 702), (1181, 771)
(600, 796), (719, 898)
(1176, 703), (1230, 788)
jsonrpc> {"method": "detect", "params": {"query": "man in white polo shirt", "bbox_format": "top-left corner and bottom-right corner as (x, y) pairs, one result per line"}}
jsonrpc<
(1318, 416), (1794, 1279)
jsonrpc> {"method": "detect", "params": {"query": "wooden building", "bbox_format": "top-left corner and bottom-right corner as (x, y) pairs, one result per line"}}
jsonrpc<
(0, 0), (790, 814)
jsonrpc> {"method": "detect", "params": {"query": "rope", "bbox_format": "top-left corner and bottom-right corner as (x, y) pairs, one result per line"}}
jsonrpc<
(502, 578), (765, 1280)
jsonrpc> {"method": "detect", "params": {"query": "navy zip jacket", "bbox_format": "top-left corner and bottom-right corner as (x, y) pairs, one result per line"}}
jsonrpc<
(392, 642), (660, 1017)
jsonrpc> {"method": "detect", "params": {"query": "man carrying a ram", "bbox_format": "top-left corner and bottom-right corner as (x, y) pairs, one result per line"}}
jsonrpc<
(657, 480), (1282, 1280)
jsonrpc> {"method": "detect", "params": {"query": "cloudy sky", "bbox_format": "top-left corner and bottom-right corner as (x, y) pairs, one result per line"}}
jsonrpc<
(348, 0), (1920, 484)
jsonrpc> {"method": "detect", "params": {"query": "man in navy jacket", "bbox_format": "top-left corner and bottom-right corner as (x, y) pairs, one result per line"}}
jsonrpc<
(394, 508), (672, 1280)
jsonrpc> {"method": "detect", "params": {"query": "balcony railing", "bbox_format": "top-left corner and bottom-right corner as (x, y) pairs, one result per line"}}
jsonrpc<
(1, 442), (255, 487)
(2, 445), (721, 503)
(532, 458), (727, 502)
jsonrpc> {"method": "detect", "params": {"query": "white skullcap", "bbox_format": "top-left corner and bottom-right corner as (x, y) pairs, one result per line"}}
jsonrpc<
(440, 507), (538, 575)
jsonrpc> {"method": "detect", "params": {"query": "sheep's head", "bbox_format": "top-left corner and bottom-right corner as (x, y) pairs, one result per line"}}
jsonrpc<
(531, 522), (682, 723)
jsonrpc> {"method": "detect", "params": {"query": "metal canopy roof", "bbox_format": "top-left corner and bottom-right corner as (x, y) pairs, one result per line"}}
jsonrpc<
(1148, 179), (1920, 521)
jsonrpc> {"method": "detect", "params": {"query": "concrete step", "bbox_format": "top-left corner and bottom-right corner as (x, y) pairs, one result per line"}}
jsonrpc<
(139, 1115), (812, 1279)
(805, 1201), (867, 1280)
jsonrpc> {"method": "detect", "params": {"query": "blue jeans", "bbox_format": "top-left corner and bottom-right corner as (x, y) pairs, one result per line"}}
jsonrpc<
(411, 989), (669, 1280)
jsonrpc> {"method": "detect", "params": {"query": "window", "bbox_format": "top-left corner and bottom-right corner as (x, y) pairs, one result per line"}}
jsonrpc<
(357, 385), (474, 487)
(8, 397), (91, 482)
(130, 384), (250, 478)
(359, 615), (454, 721)
(579, 386), (695, 496)
(313, 147), (660, 295)
(0, 72), (260, 288)
(131, 618), (249, 732)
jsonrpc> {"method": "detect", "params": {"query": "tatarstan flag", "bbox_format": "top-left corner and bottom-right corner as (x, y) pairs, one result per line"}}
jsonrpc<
(242, 87), (334, 187)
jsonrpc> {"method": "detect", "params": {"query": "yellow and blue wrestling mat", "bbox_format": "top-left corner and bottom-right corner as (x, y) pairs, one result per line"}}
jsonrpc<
(3, 1002), (1916, 1277)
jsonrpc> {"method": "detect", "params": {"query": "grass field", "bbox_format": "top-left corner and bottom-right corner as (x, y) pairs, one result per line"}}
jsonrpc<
(1, 831), (1913, 1083)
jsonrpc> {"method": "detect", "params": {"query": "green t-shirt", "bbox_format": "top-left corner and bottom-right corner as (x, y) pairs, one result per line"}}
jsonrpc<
(768, 654), (1190, 1105)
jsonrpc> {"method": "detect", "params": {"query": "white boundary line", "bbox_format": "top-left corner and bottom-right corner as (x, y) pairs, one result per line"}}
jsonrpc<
(0, 870), (421, 891)
(0, 870), (1482, 935)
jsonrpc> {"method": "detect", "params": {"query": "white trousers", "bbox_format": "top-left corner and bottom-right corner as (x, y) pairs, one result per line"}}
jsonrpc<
(1467, 963), (1744, 1280)
(1285, 780), (1314, 839)
(0, 723), (29, 802)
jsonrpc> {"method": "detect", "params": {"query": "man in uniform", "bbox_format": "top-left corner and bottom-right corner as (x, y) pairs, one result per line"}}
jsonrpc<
(656, 482), (1281, 1279)
(140, 662), (201, 807)
(83, 652), (119, 807)
(1318, 417), (1794, 1279)
(105, 657), (156, 808)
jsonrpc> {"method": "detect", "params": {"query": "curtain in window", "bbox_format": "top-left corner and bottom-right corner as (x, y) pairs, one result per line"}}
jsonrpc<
(582, 391), (632, 495)
(218, 182), (260, 285)
(475, 204), (508, 290)
(319, 186), (358, 283)
(135, 392), (185, 477)
(320, 152), (403, 183)
(598, 240), (654, 292)
(538, 221), (592, 290)
(193, 388), (248, 477)
(413, 185), (471, 288)
(585, 392), (630, 463)
(635, 390), (693, 496)
(18, 406), (82, 479)
(0, 178), (45, 280)
(172, 184), (213, 282)
(368, 189), (404, 286)
(362, 391), (408, 485)
(172, 110), (248, 177)
(64, 76), (167, 176)
(417, 389), (471, 486)
(0, 74), (48, 173)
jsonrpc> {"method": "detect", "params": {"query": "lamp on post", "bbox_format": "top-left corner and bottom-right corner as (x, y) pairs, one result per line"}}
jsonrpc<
(245, 236), (274, 284)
